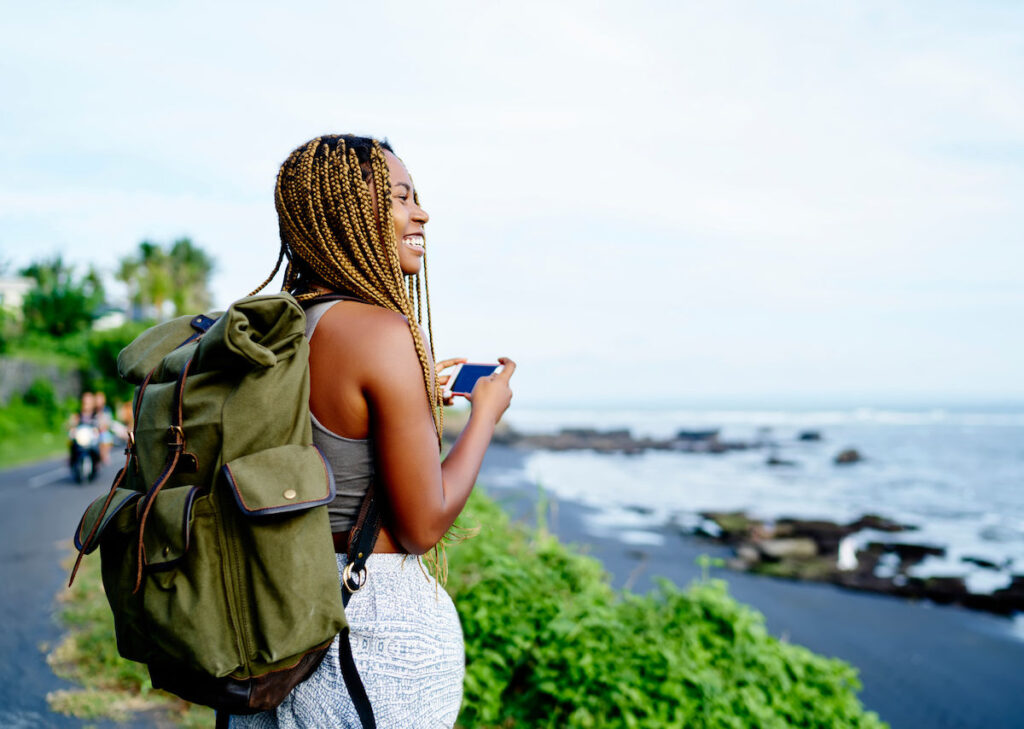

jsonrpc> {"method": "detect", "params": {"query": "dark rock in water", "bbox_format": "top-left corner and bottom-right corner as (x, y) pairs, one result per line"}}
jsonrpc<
(867, 541), (945, 566)
(961, 555), (1001, 570)
(675, 428), (719, 441)
(774, 518), (857, 555)
(910, 576), (968, 606)
(624, 504), (655, 516)
(948, 576), (1024, 615)
(848, 513), (913, 533)
(834, 448), (863, 465)
(766, 454), (798, 467)
(753, 555), (837, 581)
(757, 537), (818, 561)
(515, 428), (655, 454)
(562, 427), (630, 439)
(700, 511), (755, 543)
(501, 424), (760, 454)
(797, 430), (822, 441)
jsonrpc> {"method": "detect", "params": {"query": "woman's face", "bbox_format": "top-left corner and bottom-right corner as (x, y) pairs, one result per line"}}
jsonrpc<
(383, 150), (429, 276)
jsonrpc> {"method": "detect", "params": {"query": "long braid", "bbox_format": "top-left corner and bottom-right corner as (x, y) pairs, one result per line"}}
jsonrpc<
(252, 136), (442, 444)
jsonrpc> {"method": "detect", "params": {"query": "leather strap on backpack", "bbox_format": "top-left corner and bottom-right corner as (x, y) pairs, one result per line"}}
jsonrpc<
(132, 355), (194, 593)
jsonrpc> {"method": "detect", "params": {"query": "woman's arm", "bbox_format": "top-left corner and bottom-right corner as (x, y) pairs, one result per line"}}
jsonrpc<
(362, 314), (514, 554)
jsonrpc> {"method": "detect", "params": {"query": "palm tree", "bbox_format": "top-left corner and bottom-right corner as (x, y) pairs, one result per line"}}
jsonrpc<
(168, 238), (215, 315)
(118, 238), (214, 320)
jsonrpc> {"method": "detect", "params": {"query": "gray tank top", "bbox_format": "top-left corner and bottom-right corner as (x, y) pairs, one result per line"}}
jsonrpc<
(305, 301), (374, 533)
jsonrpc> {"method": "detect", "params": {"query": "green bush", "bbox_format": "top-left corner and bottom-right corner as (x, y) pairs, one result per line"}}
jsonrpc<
(0, 391), (70, 467)
(82, 322), (150, 402)
(22, 377), (59, 420)
(448, 491), (888, 729)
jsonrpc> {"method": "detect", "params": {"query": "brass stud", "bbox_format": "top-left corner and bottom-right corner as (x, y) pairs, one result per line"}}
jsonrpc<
(283, 489), (297, 500)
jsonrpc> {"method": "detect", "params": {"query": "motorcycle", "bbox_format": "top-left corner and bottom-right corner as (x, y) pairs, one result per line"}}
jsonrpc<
(69, 423), (102, 484)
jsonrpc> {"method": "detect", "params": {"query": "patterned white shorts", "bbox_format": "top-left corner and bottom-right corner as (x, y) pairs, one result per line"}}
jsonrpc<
(230, 553), (465, 729)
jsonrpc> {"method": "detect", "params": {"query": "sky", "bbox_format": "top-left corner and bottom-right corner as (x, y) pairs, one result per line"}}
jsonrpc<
(1, 1), (1022, 407)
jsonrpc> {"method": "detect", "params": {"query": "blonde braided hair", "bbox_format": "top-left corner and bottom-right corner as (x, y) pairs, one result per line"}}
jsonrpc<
(251, 135), (443, 442)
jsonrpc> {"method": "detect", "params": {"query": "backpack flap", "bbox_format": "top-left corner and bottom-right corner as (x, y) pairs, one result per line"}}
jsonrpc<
(118, 312), (222, 384)
(222, 444), (335, 517)
(74, 488), (142, 553)
(196, 294), (307, 372)
(142, 486), (203, 571)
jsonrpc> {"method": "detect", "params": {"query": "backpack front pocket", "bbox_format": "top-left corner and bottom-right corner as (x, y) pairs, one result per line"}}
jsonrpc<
(221, 444), (346, 668)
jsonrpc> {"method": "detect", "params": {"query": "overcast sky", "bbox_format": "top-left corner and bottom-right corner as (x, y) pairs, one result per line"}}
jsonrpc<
(2, 1), (1021, 407)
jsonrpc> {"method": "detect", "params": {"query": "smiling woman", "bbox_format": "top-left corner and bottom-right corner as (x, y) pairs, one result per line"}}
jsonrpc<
(233, 135), (515, 728)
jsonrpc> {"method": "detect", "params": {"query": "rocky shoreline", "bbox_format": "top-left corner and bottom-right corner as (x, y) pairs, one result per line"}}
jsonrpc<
(687, 510), (1024, 616)
(476, 422), (1023, 618)
(492, 425), (755, 454)
(491, 424), (865, 463)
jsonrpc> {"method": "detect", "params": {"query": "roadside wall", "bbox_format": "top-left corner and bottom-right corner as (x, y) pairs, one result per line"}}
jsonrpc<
(0, 357), (81, 405)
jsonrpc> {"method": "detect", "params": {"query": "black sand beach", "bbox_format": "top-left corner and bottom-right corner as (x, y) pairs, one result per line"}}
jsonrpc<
(477, 444), (1024, 729)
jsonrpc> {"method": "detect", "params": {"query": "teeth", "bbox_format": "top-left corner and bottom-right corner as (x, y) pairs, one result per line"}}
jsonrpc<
(404, 236), (424, 248)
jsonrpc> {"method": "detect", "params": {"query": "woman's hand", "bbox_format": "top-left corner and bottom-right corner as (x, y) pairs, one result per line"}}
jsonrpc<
(436, 357), (467, 406)
(467, 357), (516, 424)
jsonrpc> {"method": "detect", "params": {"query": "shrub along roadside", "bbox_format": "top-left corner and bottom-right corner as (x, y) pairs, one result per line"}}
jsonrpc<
(0, 381), (72, 469)
(48, 488), (888, 728)
(447, 490), (889, 729)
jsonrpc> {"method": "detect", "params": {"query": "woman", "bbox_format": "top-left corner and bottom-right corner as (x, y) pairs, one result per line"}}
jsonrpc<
(232, 135), (514, 728)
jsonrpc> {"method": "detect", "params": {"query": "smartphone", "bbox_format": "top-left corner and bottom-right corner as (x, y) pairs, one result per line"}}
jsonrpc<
(444, 362), (499, 398)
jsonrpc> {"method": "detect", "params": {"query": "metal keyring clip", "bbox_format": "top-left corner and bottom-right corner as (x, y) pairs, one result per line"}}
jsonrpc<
(342, 562), (368, 593)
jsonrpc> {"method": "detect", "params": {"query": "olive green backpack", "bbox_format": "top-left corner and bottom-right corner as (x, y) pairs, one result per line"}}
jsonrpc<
(69, 293), (375, 726)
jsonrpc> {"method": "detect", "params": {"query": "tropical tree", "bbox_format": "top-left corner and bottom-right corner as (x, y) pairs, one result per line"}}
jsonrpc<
(19, 256), (105, 338)
(168, 238), (215, 314)
(118, 238), (214, 320)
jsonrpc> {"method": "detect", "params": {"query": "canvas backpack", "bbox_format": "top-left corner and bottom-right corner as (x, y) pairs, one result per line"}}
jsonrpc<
(69, 293), (377, 726)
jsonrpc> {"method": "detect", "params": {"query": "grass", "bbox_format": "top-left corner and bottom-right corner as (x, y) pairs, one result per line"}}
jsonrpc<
(0, 428), (66, 469)
(48, 548), (216, 727)
(0, 396), (70, 469)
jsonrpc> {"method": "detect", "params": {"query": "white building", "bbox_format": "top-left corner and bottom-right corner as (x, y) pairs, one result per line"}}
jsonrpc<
(0, 276), (33, 314)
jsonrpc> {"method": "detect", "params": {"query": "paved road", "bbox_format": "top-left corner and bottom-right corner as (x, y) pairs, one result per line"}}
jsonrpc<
(480, 444), (1024, 729)
(0, 457), (155, 729)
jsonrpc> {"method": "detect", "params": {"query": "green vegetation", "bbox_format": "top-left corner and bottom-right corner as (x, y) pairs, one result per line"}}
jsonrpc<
(50, 488), (887, 728)
(0, 381), (70, 468)
(19, 255), (105, 338)
(447, 490), (888, 728)
(117, 237), (215, 319)
(80, 321), (151, 402)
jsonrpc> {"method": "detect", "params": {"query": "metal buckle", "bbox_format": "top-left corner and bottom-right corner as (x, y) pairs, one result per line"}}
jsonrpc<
(166, 425), (185, 448)
(342, 562), (368, 593)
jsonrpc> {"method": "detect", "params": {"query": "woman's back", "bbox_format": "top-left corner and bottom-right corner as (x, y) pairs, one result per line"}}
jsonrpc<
(305, 300), (375, 533)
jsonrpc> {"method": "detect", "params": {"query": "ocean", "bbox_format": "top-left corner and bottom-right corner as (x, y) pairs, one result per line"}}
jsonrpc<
(491, 406), (1024, 596)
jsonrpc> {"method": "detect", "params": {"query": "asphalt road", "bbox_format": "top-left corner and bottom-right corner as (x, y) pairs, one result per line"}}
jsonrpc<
(0, 456), (155, 729)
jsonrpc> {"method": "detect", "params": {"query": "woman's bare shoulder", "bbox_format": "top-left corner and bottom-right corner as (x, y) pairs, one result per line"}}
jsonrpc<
(314, 301), (416, 364)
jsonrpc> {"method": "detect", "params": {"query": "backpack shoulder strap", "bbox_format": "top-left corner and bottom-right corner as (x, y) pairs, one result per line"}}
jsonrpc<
(300, 293), (368, 308)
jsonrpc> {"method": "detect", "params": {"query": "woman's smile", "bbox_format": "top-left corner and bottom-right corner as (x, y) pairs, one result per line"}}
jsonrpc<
(402, 234), (425, 255)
